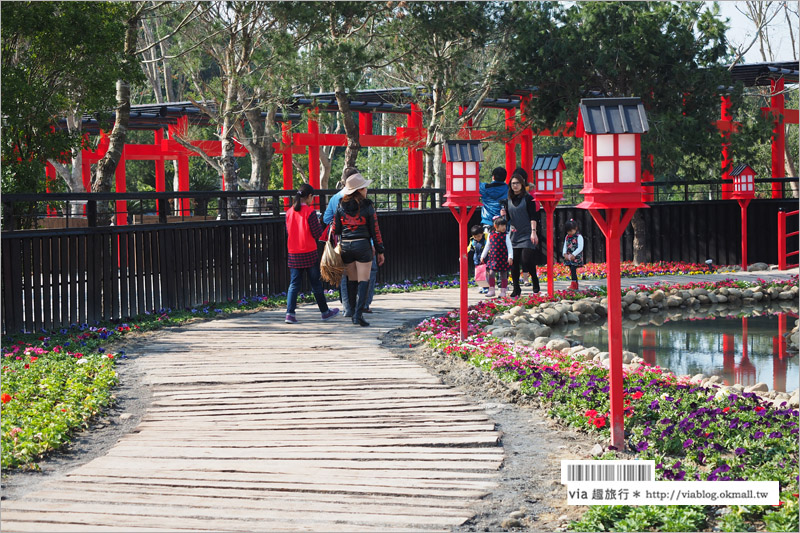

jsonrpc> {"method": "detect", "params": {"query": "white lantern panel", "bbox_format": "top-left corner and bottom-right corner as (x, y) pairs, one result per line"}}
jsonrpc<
(546, 170), (553, 183)
(619, 160), (637, 183)
(537, 180), (544, 191)
(452, 162), (464, 176)
(452, 177), (464, 191)
(465, 177), (477, 191)
(546, 181), (553, 191)
(465, 162), (477, 175)
(597, 135), (615, 157)
(618, 134), (636, 156)
(597, 161), (615, 183)
(556, 172), (561, 189)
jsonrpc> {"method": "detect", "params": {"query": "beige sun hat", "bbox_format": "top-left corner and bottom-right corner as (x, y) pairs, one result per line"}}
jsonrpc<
(341, 173), (372, 195)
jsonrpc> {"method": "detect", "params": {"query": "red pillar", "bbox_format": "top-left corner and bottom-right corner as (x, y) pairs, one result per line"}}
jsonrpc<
(588, 207), (637, 449)
(282, 120), (293, 187)
(641, 329), (656, 366)
(504, 108), (517, 179)
(178, 153), (190, 215)
(450, 205), (477, 341)
(154, 130), (167, 219)
(541, 201), (558, 296)
(721, 96), (733, 200)
(407, 104), (424, 208)
(115, 155), (127, 227)
(739, 199), (750, 270)
(642, 154), (654, 203)
(773, 313), (788, 392)
(308, 109), (320, 190)
(45, 162), (58, 216)
(770, 78), (785, 199)
(519, 97), (533, 180)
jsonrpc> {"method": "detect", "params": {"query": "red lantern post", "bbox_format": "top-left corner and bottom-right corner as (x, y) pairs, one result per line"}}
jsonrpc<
(533, 154), (566, 297)
(730, 164), (757, 270)
(443, 140), (484, 341)
(576, 97), (649, 449)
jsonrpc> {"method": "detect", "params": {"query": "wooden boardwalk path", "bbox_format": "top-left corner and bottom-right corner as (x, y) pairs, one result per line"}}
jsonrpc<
(2, 269), (796, 532)
(2, 289), (506, 532)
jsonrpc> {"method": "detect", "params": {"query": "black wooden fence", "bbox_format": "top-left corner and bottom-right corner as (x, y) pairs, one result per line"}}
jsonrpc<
(2, 200), (797, 334)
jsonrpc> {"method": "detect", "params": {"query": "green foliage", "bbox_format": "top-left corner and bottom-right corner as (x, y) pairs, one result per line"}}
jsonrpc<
(570, 505), (709, 532)
(1, 351), (117, 469)
(1, 1), (142, 193)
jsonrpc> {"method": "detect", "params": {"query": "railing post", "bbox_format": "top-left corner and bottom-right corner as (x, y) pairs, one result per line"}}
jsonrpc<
(778, 208), (786, 270)
(2, 201), (15, 231)
(158, 199), (168, 224)
(87, 200), (97, 227)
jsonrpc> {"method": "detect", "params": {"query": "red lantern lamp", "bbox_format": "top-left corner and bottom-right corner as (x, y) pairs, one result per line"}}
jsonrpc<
(532, 154), (565, 202)
(443, 140), (483, 207)
(730, 164), (756, 201)
(576, 98), (649, 210)
(442, 140), (484, 341)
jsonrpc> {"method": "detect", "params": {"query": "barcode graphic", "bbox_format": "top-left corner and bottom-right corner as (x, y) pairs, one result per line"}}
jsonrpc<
(561, 460), (655, 484)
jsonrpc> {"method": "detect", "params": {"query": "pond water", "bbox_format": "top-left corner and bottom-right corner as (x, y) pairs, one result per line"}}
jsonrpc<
(561, 313), (799, 393)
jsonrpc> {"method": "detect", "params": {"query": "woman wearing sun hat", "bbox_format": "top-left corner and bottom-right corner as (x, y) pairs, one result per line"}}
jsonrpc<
(333, 173), (386, 326)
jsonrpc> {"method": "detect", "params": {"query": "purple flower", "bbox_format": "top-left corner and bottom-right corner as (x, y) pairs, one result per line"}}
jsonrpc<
(660, 417), (672, 425)
(734, 447), (746, 456)
(683, 438), (694, 449)
(650, 400), (660, 410)
(643, 427), (652, 437)
(751, 430), (765, 440)
(769, 431), (783, 439)
(674, 470), (686, 481)
(636, 441), (649, 452)
(531, 380), (541, 387)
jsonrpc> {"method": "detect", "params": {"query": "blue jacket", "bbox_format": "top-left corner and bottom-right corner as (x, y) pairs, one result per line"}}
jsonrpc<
(480, 181), (509, 225)
(323, 190), (345, 225)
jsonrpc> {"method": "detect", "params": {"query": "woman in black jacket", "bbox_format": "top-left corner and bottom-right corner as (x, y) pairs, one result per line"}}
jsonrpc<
(501, 168), (542, 297)
(334, 173), (386, 326)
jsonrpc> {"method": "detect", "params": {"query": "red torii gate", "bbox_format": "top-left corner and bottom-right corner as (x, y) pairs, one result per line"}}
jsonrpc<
(45, 65), (797, 223)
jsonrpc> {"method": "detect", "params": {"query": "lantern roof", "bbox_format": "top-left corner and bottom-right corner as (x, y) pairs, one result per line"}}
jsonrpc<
(730, 164), (757, 176)
(579, 97), (649, 135)
(444, 140), (484, 162)
(532, 154), (565, 171)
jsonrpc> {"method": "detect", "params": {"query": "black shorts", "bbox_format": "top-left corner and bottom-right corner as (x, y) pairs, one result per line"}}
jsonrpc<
(341, 239), (373, 264)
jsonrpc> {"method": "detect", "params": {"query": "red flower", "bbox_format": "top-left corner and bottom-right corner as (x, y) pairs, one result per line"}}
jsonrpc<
(722, 407), (730, 413)
(1, 393), (11, 404)
(593, 417), (606, 428)
(29, 356), (38, 362)
(107, 354), (114, 359)
(584, 409), (597, 418)
(755, 406), (766, 414)
(631, 391), (643, 400)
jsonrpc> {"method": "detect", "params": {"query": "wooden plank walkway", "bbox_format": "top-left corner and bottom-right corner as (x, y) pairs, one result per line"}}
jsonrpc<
(2, 269), (795, 532)
(1, 289), (505, 532)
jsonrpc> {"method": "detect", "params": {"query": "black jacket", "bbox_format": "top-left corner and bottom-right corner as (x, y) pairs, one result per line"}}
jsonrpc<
(334, 198), (385, 254)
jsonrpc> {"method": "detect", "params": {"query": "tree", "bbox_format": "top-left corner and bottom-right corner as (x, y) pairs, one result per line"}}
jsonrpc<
(1, 1), (141, 202)
(501, 1), (732, 263)
(382, 1), (507, 189)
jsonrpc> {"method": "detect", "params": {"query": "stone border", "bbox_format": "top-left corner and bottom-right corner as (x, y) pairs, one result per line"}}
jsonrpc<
(485, 282), (799, 407)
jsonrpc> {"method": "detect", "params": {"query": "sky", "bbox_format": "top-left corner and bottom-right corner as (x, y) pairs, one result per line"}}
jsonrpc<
(714, 0), (798, 63)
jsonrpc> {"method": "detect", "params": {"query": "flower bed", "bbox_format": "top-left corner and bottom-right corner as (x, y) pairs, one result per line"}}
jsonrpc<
(415, 277), (799, 532)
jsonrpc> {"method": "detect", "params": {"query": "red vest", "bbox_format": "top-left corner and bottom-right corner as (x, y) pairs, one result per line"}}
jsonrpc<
(285, 204), (317, 254)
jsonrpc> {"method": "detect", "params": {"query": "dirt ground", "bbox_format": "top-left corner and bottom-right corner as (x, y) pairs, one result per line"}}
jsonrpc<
(2, 320), (599, 532)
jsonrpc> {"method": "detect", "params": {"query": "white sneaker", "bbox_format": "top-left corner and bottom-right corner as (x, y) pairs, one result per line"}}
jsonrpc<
(487, 287), (496, 297)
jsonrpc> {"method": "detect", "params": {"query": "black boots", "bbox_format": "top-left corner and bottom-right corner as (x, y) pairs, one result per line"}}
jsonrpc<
(346, 280), (358, 318)
(352, 281), (370, 327)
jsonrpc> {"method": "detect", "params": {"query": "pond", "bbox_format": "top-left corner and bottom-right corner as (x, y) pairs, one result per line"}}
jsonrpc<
(561, 312), (799, 393)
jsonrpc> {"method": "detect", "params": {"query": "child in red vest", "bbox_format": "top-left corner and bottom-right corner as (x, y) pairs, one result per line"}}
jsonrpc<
(480, 217), (513, 298)
(285, 184), (340, 323)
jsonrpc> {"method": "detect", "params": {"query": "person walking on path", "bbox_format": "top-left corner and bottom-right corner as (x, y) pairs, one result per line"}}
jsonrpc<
(285, 184), (340, 324)
(480, 167), (509, 227)
(467, 224), (488, 294)
(480, 217), (513, 298)
(334, 173), (386, 326)
(501, 168), (543, 297)
(324, 168), (379, 317)
(562, 219), (585, 291)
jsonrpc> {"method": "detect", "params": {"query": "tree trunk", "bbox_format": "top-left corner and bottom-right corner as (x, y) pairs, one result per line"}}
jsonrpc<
(320, 147), (333, 189)
(91, 10), (140, 225)
(334, 83), (359, 175)
(632, 209), (648, 265)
